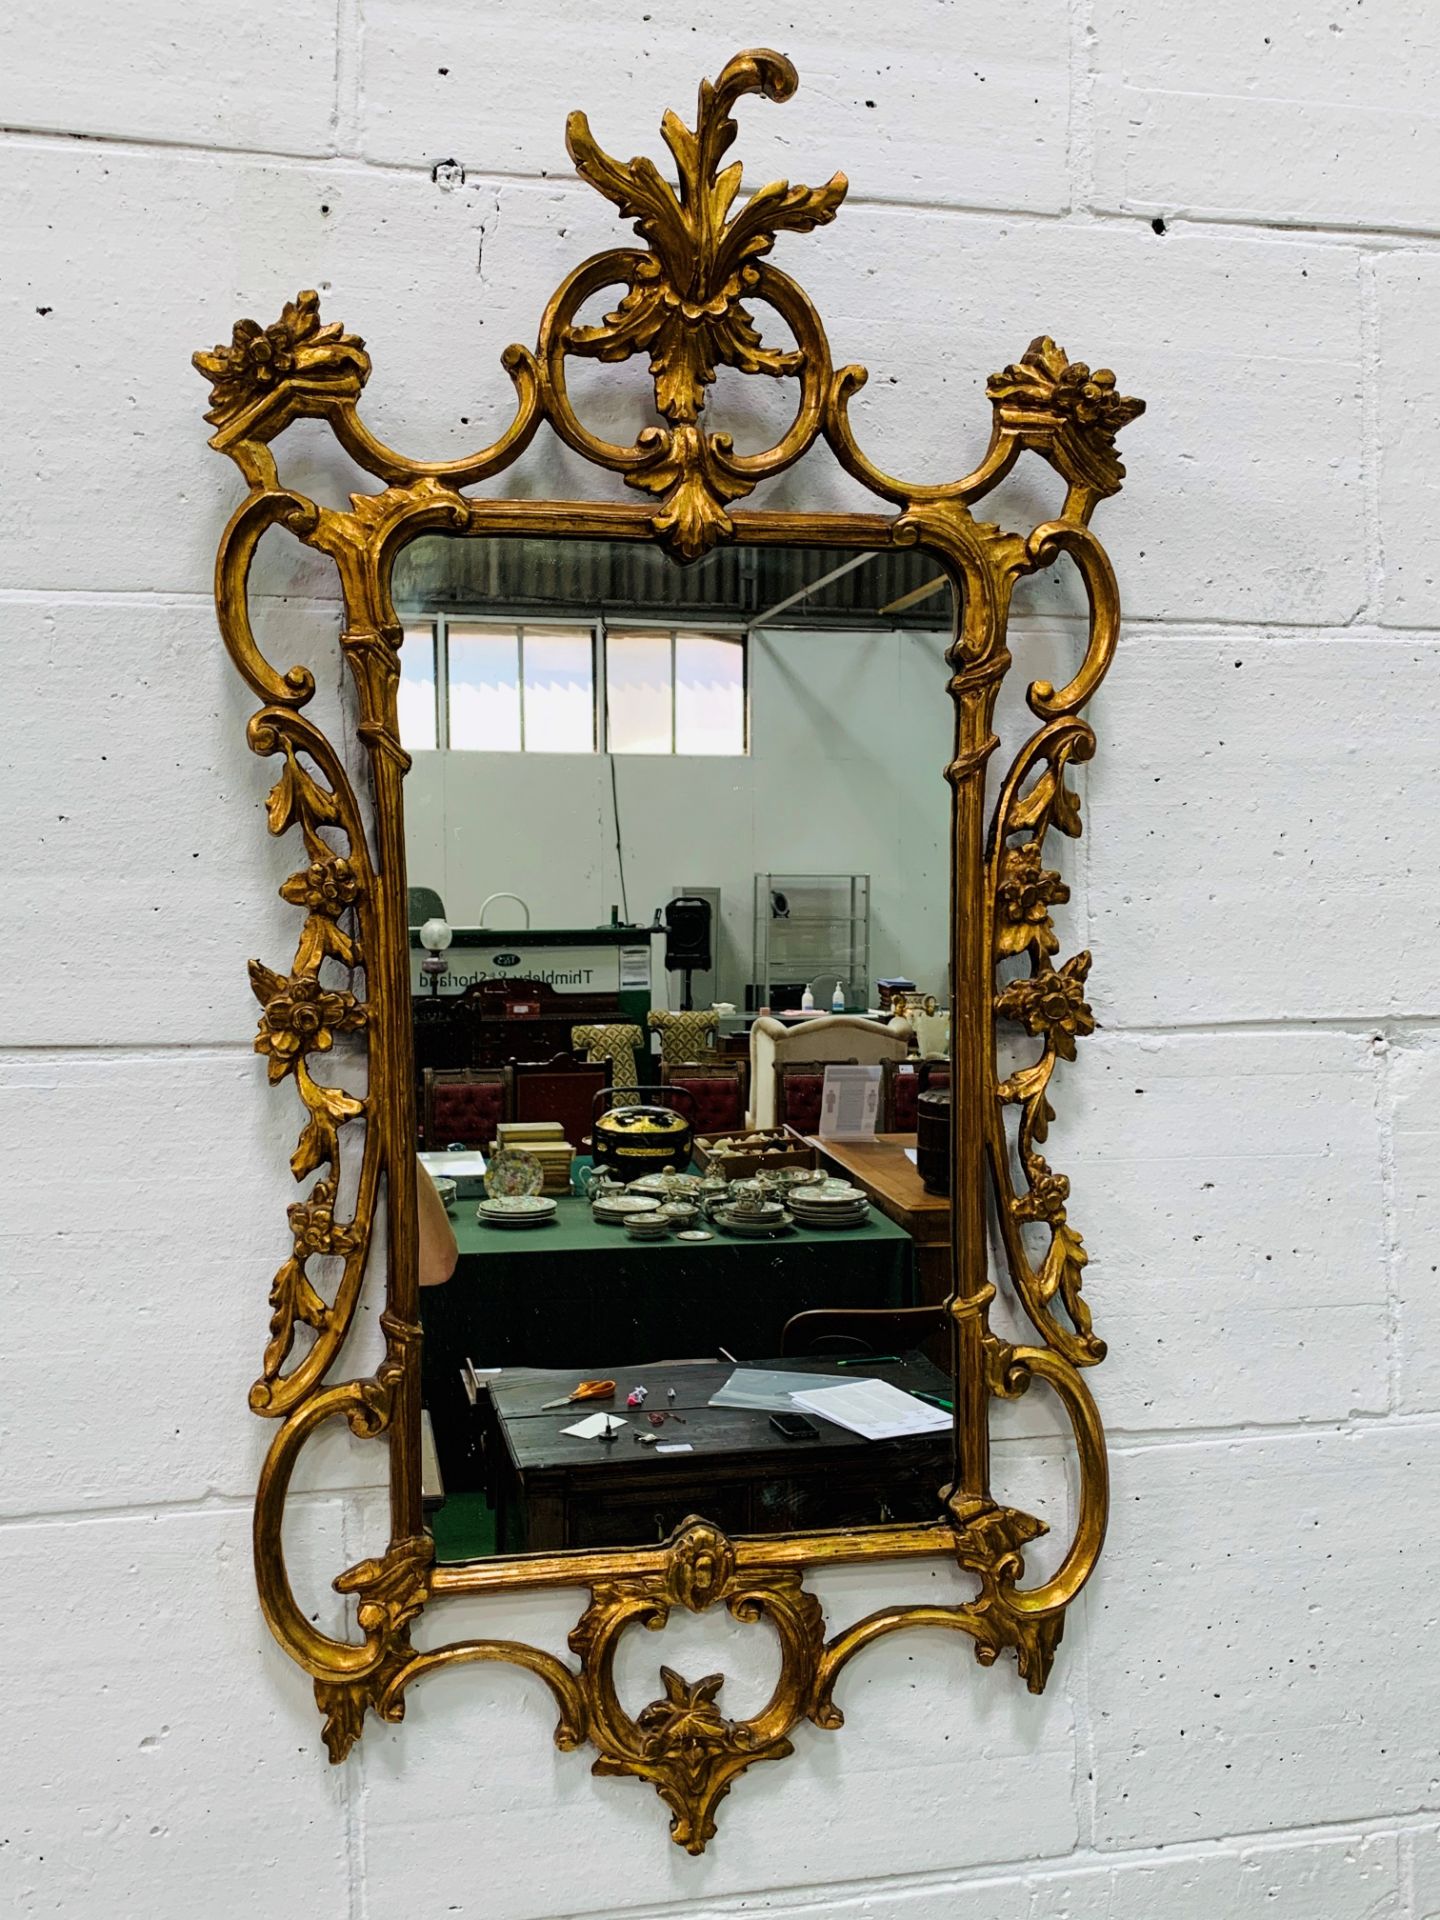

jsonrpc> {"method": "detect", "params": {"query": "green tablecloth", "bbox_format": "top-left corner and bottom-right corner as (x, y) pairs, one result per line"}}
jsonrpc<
(420, 1187), (916, 1487)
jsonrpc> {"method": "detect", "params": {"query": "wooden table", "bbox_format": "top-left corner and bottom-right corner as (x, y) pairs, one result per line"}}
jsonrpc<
(486, 1352), (953, 1553)
(806, 1132), (952, 1308)
(421, 1191), (918, 1494)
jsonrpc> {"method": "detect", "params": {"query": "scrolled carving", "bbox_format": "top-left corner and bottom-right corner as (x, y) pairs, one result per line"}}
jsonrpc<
(195, 45), (1142, 1855)
(569, 1517), (825, 1854)
(195, 289), (371, 446)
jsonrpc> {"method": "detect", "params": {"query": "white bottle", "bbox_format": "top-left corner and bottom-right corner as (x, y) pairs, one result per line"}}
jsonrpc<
(831, 980), (845, 1012)
(800, 983), (815, 1011)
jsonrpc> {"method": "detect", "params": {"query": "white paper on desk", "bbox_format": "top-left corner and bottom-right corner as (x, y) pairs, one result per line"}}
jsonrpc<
(818, 1064), (882, 1140)
(562, 1412), (628, 1439)
(790, 1379), (951, 1441)
(904, 1147), (918, 1165)
(709, 1367), (847, 1412)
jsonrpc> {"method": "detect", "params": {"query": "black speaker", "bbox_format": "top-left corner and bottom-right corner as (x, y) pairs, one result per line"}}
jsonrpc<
(663, 896), (713, 973)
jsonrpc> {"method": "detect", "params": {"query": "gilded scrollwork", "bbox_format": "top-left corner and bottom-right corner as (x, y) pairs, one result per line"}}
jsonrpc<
(195, 46), (1144, 1854)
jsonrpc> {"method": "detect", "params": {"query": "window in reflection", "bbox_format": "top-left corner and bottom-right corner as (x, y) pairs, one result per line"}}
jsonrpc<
(398, 625), (438, 752)
(447, 622), (595, 754)
(606, 627), (747, 755)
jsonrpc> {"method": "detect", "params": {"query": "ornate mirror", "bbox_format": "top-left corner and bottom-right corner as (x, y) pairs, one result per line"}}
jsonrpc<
(195, 48), (1142, 1853)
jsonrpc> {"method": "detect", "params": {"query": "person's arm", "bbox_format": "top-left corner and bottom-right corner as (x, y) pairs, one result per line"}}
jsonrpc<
(416, 1159), (459, 1287)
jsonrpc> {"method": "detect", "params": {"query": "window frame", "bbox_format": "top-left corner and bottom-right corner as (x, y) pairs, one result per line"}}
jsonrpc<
(599, 617), (750, 757)
(399, 612), (750, 757)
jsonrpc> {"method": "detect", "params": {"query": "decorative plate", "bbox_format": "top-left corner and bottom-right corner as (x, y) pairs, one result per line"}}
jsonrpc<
(484, 1149), (545, 1199)
(477, 1194), (556, 1218)
(676, 1229), (714, 1242)
(592, 1192), (663, 1216)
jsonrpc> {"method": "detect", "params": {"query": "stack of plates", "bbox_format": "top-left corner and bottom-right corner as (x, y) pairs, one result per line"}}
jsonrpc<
(623, 1209), (673, 1240)
(592, 1191), (663, 1226)
(788, 1181), (871, 1229)
(714, 1200), (793, 1238)
(476, 1194), (558, 1229)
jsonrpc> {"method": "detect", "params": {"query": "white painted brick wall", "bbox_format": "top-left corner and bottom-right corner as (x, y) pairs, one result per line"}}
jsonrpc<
(4, 6), (1438, 1916)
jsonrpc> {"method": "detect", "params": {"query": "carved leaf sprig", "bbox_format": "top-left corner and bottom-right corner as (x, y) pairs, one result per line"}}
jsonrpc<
(242, 719), (376, 1402)
(567, 51), (844, 425)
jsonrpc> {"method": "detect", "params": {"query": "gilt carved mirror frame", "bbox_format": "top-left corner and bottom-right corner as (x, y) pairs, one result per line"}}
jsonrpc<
(194, 49), (1143, 1853)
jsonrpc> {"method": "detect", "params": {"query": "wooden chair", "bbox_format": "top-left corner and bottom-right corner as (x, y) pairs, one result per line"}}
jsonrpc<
(422, 1066), (514, 1150)
(510, 1053), (612, 1150)
(571, 1021), (644, 1093)
(781, 1305), (948, 1357)
(773, 1057), (857, 1137)
(660, 1059), (747, 1136)
(647, 1007), (719, 1065)
(881, 1057), (952, 1132)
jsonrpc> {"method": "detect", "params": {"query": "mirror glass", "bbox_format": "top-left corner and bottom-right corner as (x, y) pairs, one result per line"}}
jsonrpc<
(399, 533), (958, 1561)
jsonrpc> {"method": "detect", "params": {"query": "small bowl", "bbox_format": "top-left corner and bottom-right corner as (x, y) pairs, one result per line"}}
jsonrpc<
(431, 1176), (458, 1212)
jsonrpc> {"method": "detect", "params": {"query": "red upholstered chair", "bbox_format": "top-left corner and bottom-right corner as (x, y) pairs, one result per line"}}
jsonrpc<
(774, 1058), (859, 1137)
(881, 1058), (951, 1131)
(422, 1067), (513, 1150)
(660, 1061), (746, 1137)
(510, 1054), (612, 1150)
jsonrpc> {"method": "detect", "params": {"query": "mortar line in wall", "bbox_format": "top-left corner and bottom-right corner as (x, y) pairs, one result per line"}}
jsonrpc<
(9, 1011), (1440, 1069)
(1358, 251), (1386, 623)
(1107, 1403), (1440, 1454)
(1093, 1014), (1440, 1038)
(14, 588), (1440, 649)
(567, 1810), (1433, 1920)
(10, 117), (1440, 252)
(1375, 1035), (1404, 1415)
(333, 0), (362, 162)
(0, 1487), (352, 1530)
(0, 1038), (261, 1059)
(1065, 1456), (1100, 1852)
(336, 1492), (370, 1920)
(1064, 0), (1097, 216)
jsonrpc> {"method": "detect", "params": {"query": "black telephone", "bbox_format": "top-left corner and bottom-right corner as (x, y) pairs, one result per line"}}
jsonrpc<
(769, 1412), (821, 1441)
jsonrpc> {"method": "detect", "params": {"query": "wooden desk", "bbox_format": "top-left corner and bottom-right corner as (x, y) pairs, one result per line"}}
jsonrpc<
(487, 1353), (952, 1552)
(806, 1132), (952, 1308)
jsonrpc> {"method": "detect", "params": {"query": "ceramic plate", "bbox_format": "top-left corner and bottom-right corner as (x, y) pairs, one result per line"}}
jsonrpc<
(676, 1229), (714, 1242)
(484, 1149), (545, 1199)
(791, 1183), (865, 1206)
(592, 1192), (663, 1216)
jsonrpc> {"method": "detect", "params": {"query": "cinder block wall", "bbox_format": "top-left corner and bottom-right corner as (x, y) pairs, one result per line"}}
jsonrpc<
(5, 5), (1436, 1916)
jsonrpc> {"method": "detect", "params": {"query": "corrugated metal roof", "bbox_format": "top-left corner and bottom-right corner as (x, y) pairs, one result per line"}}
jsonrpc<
(392, 534), (954, 629)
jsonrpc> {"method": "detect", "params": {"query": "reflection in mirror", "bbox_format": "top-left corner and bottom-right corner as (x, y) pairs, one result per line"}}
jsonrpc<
(398, 534), (957, 1562)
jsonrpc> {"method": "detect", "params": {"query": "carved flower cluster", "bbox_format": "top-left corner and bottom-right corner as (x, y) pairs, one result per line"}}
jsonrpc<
(1011, 1159), (1071, 1225)
(1052, 360), (1143, 437)
(250, 963), (367, 1083)
(996, 842), (1069, 957)
(287, 1185), (351, 1258)
(995, 952), (1094, 1061)
(987, 335), (1143, 438)
(279, 855), (360, 917)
